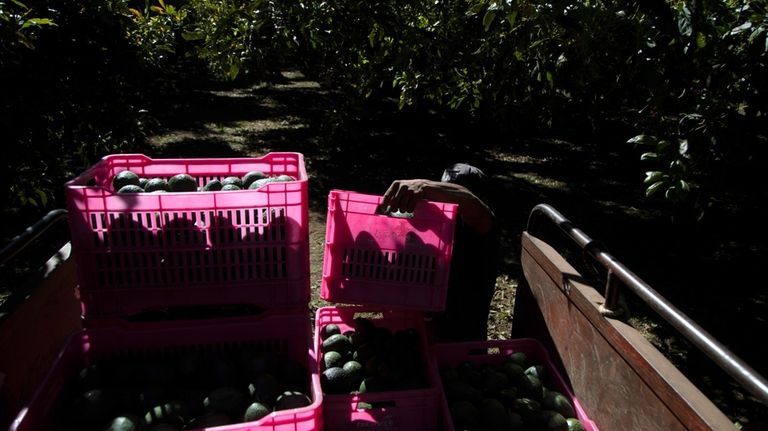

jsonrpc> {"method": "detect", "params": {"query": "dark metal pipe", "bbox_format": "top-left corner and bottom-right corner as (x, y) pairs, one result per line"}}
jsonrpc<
(0, 209), (68, 268)
(527, 203), (768, 406)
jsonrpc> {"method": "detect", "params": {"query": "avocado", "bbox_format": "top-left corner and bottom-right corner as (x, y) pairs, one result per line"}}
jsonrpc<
(248, 178), (275, 189)
(143, 401), (187, 427)
(221, 176), (244, 188)
(450, 400), (480, 429)
(322, 333), (352, 354)
(113, 170), (141, 191)
(542, 391), (576, 419)
(479, 398), (508, 431)
(118, 184), (144, 194)
(518, 373), (544, 400)
(480, 367), (510, 392)
(320, 324), (341, 340)
(352, 342), (377, 365)
(321, 366), (350, 394)
(104, 415), (145, 431)
(242, 171), (267, 188)
(274, 391), (311, 410)
(168, 173), (197, 192)
(248, 373), (282, 406)
(70, 389), (118, 429)
(243, 402), (271, 422)
(357, 376), (392, 393)
(501, 361), (525, 384)
(530, 410), (569, 431)
(342, 360), (364, 388)
(274, 174), (295, 182)
(139, 178), (149, 189)
(507, 351), (528, 367)
(566, 417), (587, 431)
(323, 351), (345, 370)
(525, 365), (548, 382)
(144, 178), (170, 193)
(221, 184), (241, 191)
(202, 179), (223, 191)
(203, 386), (246, 418)
(512, 397), (541, 416)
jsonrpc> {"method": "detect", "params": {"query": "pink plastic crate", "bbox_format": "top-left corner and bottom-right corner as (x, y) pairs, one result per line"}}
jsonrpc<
(11, 312), (323, 431)
(65, 153), (309, 318)
(321, 190), (457, 311)
(314, 306), (441, 431)
(433, 338), (599, 431)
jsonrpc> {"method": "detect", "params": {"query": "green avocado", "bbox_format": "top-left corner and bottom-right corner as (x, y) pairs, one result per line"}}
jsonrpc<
(248, 177), (276, 189)
(243, 402), (271, 422)
(322, 333), (352, 354)
(274, 391), (311, 410)
(320, 324), (341, 340)
(168, 173), (197, 192)
(543, 391), (576, 419)
(118, 184), (144, 194)
(204, 386), (247, 418)
(221, 184), (241, 191)
(202, 179), (223, 191)
(242, 171), (267, 188)
(104, 415), (145, 431)
(144, 178), (170, 193)
(567, 417), (587, 431)
(323, 351), (345, 370)
(112, 170), (141, 191)
(221, 176), (244, 188)
(321, 366), (350, 394)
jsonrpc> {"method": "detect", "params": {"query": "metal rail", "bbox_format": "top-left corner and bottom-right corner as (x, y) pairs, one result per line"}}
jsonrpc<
(526, 203), (768, 406)
(0, 209), (68, 268)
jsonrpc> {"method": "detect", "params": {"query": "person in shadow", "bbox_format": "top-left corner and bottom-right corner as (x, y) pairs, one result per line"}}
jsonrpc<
(382, 163), (499, 342)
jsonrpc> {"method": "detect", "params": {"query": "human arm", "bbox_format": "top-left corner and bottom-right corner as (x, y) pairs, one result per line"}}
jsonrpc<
(382, 179), (494, 235)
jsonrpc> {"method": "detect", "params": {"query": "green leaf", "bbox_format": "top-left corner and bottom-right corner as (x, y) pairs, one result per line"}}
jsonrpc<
(483, 10), (497, 32)
(506, 11), (518, 27)
(368, 28), (376, 47)
(644, 171), (666, 184)
(646, 181), (665, 197)
(728, 22), (752, 36)
(20, 18), (56, 30)
(182, 31), (205, 41)
(228, 63), (240, 80)
(627, 134), (657, 147)
(696, 32), (706, 48)
(36, 189), (48, 206)
(640, 152), (659, 161)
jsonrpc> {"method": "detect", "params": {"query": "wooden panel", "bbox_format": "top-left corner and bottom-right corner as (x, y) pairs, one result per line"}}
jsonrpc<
(0, 243), (82, 427)
(515, 232), (735, 431)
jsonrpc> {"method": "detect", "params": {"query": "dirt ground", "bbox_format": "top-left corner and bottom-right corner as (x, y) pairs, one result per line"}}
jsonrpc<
(147, 71), (767, 427)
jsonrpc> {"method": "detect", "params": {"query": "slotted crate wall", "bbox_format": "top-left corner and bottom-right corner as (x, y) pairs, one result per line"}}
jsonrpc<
(321, 190), (457, 311)
(65, 153), (309, 318)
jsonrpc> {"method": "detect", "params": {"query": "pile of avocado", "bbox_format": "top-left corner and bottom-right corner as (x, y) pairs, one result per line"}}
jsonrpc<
(111, 170), (296, 194)
(319, 317), (429, 395)
(441, 351), (587, 431)
(47, 348), (312, 431)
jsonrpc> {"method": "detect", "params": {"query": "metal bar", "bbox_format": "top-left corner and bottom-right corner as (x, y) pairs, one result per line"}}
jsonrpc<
(0, 209), (68, 268)
(526, 203), (768, 406)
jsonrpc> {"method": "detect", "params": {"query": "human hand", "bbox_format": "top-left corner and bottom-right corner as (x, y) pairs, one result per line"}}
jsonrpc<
(381, 179), (433, 213)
